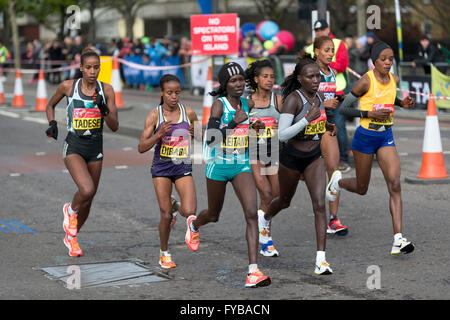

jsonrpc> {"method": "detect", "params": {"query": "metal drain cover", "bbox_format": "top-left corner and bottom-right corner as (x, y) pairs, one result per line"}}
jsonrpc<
(34, 259), (169, 289)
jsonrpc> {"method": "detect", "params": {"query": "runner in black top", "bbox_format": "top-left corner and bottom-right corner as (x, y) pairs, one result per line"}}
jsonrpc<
(45, 48), (119, 257)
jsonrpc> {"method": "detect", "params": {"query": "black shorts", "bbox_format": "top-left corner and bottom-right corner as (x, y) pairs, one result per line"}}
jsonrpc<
(63, 133), (103, 163)
(279, 143), (322, 173)
(152, 172), (193, 182)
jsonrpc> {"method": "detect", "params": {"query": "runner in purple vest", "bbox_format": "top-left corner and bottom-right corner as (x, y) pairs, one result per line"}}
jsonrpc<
(138, 74), (201, 269)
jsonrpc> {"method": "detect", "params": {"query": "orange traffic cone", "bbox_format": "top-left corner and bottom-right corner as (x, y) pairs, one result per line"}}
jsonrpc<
(34, 69), (47, 112)
(406, 94), (449, 184)
(201, 61), (213, 127)
(12, 69), (26, 108)
(0, 68), (5, 105)
(111, 56), (125, 108)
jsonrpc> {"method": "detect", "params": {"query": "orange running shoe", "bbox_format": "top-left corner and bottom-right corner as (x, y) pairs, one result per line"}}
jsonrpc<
(63, 235), (83, 257)
(185, 215), (199, 251)
(63, 203), (78, 237)
(159, 252), (176, 269)
(245, 269), (272, 288)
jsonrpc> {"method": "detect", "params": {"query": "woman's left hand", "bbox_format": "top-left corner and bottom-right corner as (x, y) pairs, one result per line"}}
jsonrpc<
(326, 123), (337, 136)
(401, 96), (415, 109)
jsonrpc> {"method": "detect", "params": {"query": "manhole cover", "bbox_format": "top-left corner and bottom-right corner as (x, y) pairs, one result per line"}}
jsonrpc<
(34, 258), (170, 289)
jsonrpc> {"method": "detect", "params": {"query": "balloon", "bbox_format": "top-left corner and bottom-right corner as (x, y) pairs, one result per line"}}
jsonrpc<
(264, 40), (274, 50)
(141, 37), (149, 44)
(258, 21), (279, 41)
(255, 21), (268, 41)
(276, 30), (295, 51)
(241, 23), (256, 37)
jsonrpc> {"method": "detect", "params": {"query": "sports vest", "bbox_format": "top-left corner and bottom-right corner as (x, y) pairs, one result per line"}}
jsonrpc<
(66, 79), (105, 137)
(293, 90), (326, 141)
(359, 70), (396, 131)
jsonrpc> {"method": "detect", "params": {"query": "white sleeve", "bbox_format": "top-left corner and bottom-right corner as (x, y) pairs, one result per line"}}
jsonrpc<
(278, 113), (309, 142)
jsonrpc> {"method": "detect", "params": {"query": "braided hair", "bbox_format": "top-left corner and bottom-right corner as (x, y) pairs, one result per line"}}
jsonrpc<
(244, 59), (274, 92)
(281, 50), (317, 102)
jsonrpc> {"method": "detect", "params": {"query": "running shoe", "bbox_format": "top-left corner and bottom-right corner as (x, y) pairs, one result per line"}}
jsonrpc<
(391, 237), (415, 255)
(257, 210), (271, 243)
(326, 170), (342, 202)
(159, 252), (176, 269)
(63, 202), (78, 237)
(260, 240), (279, 257)
(185, 215), (199, 251)
(170, 195), (179, 229)
(327, 218), (349, 236)
(314, 261), (333, 275)
(338, 162), (351, 174)
(63, 235), (83, 257)
(245, 269), (272, 288)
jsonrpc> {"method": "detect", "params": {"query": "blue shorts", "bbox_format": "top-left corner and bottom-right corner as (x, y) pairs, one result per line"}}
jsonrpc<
(351, 126), (395, 154)
(205, 161), (252, 182)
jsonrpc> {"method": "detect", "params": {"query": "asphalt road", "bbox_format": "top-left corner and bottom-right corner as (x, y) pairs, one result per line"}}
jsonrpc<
(1, 75), (450, 304)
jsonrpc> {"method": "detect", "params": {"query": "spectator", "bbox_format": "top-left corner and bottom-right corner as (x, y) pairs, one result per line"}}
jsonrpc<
(69, 35), (84, 60)
(108, 39), (120, 57)
(146, 37), (169, 61)
(0, 40), (9, 75)
(62, 36), (73, 80)
(360, 32), (377, 71)
(437, 43), (450, 64)
(345, 35), (366, 83)
(48, 40), (64, 84)
(412, 35), (444, 74)
(32, 39), (43, 82)
(178, 37), (192, 64)
(132, 38), (144, 56)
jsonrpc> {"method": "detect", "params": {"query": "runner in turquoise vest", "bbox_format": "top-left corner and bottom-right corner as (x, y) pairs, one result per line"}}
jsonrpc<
(185, 62), (272, 288)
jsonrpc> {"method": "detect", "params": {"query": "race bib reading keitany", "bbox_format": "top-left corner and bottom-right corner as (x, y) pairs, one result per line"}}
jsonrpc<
(221, 124), (249, 154)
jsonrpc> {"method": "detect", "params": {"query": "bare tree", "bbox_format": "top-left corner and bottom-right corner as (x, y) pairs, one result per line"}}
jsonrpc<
(252, 0), (296, 22)
(105, 0), (152, 40)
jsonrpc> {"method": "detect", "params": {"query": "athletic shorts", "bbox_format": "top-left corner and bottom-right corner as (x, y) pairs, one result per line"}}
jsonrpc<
(152, 172), (192, 182)
(351, 126), (395, 154)
(63, 133), (103, 163)
(205, 161), (252, 182)
(279, 143), (322, 173)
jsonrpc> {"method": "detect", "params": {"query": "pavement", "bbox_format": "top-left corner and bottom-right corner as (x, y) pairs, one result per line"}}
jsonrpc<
(1, 73), (450, 305)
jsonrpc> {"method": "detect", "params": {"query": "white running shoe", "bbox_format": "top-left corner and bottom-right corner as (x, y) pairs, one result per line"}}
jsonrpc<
(326, 170), (342, 202)
(258, 210), (271, 244)
(391, 237), (415, 255)
(314, 261), (333, 275)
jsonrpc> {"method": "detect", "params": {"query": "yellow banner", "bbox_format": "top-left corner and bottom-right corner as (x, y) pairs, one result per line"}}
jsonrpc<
(97, 56), (112, 84)
(431, 65), (450, 109)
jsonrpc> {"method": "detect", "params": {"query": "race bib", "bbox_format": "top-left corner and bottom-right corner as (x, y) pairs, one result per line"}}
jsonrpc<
(304, 110), (327, 135)
(160, 136), (189, 158)
(222, 124), (249, 149)
(370, 104), (394, 126)
(249, 117), (275, 138)
(319, 82), (336, 101)
(73, 108), (102, 133)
